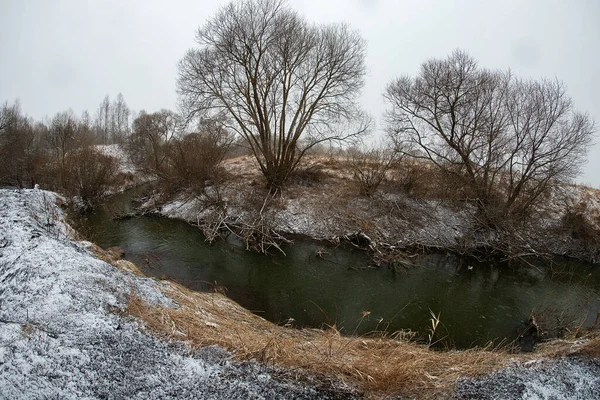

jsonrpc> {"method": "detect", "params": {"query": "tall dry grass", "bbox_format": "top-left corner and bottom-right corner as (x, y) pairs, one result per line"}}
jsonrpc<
(126, 282), (518, 399)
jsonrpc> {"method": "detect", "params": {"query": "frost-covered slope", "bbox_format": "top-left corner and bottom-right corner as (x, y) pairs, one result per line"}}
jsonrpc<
(455, 357), (600, 400)
(95, 144), (137, 174)
(0, 188), (330, 399)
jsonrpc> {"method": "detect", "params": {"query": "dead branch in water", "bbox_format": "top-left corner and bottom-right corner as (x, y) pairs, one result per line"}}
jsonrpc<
(190, 192), (292, 255)
(237, 194), (292, 255)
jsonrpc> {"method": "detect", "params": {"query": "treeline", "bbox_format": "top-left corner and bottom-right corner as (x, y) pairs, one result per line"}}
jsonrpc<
(0, 97), (127, 202)
(0, 95), (235, 207)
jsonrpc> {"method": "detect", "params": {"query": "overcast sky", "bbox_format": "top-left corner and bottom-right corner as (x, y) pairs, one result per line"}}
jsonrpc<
(1, 0), (599, 187)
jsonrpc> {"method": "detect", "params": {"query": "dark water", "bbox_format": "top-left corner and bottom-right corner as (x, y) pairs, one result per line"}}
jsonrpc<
(75, 187), (600, 349)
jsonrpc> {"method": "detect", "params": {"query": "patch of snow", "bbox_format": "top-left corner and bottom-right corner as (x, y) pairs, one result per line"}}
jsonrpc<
(95, 144), (137, 175)
(454, 357), (600, 400)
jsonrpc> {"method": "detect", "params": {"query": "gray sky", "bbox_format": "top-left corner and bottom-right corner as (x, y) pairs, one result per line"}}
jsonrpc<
(1, 0), (599, 187)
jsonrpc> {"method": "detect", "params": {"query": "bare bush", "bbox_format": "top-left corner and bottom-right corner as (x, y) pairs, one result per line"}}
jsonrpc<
(559, 201), (600, 247)
(64, 146), (120, 204)
(288, 164), (327, 187)
(349, 147), (398, 196)
(237, 195), (291, 255)
(163, 122), (232, 196)
(127, 109), (180, 175)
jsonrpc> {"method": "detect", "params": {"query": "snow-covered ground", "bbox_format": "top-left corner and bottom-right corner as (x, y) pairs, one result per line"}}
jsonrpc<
(455, 357), (600, 400)
(95, 144), (156, 194)
(0, 188), (336, 399)
(95, 144), (137, 175)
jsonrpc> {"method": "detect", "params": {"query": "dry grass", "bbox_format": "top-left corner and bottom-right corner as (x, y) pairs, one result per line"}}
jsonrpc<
(86, 242), (146, 277)
(578, 337), (600, 358)
(126, 281), (521, 399)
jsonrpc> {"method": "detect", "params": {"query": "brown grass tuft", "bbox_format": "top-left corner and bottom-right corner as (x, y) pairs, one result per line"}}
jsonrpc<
(86, 243), (146, 277)
(126, 281), (519, 399)
(577, 337), (600, 358)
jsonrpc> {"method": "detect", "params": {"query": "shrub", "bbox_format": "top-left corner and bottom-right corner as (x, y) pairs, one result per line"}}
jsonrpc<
(560, 201), (600, 247)
(162, 131), (230, 196)
(288, 164), (327, 187)
(349, 147), (397, 197)
(64, 146), (119, 203)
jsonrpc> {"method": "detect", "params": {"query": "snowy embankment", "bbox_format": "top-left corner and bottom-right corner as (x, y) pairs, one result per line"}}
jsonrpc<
(157, 173), (600, 264)
(455, 356), (600, 400)
(0, 188), (330, 399)
(95, 144), (155, 192)
(95, 144), (137, 175)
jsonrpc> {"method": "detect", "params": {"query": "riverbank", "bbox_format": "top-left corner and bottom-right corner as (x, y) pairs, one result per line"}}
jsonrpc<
(0, 188), (344, 399)
(148, 155), (600, 265)
(2, 188), (600, 398)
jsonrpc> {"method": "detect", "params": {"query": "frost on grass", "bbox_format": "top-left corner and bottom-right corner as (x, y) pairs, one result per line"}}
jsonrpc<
(455, 357), (600, 400)
(0, 188), (334, 399)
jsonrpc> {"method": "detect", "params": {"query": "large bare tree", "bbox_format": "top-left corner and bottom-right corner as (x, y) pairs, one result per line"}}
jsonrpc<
(385, 50), (595, 222)
(177, 0), (368, 193)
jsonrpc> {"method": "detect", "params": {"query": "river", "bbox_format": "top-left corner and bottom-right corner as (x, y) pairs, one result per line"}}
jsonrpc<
(74, 187), (600, 349)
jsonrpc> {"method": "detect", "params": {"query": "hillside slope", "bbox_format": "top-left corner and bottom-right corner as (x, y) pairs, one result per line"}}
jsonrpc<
(0, 188), (333, 399)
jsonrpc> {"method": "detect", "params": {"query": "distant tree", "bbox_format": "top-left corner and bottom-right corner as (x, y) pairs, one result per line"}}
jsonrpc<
(384, 50), (595, 223)
(95, 95), (111, 144)
(0, 100), (39, 187)
(93, 94), (131, 144)
(111, 93), (131, 142)
(49, 110), (80, 185)
(177, 0), (369, 193)
(0, 100), (19, 132)
(81, 110), (92, 132)
(128, 109), (181, 174)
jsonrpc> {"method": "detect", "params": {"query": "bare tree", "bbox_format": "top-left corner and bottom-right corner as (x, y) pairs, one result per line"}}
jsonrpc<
(385, 50), (595, 223)
(128, 109), (181, 174)
(177, 0), (369, 193)
(49, 110), (80, 185)
(0, 100), (20, 132)
(112, 93), (131, 142)
(95, 95), (111, 144)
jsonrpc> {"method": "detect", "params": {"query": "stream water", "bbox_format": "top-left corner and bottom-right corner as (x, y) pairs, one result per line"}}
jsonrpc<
(75, 187), (600, 349)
